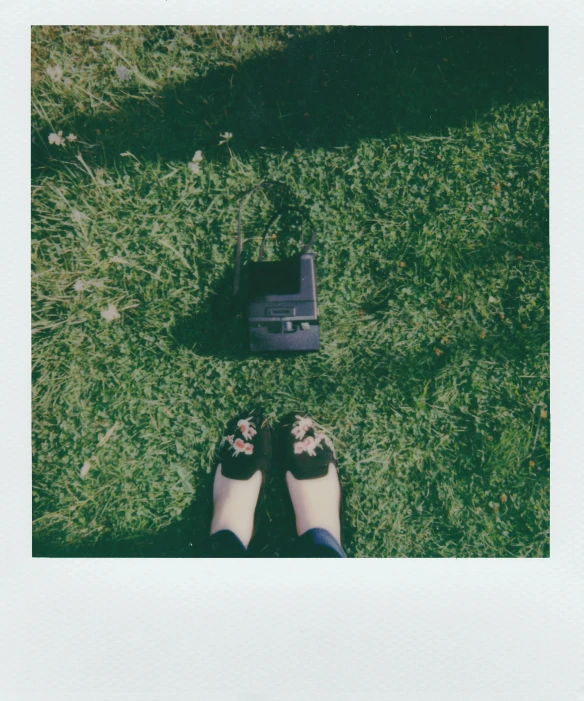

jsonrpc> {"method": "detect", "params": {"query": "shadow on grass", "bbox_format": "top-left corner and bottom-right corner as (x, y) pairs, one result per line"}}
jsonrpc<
(32, 26), (548, 173)
(33, 407), (356, 557)
(169, 264), (250, 360)
(33, 455), (353, 559)
(168, 194), (318, 360)
(33, 482), (213, 558)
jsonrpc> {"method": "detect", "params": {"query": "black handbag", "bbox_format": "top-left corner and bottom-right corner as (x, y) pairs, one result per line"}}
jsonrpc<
(233, 182), (320, 353)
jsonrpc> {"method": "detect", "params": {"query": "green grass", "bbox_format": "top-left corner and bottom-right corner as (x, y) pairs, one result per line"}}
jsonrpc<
(31, 26), (549, 557)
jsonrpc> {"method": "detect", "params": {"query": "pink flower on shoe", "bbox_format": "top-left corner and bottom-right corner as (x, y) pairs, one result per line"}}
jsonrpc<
(290, 415), (336, 459)
(291, 426), (304, 440)
(298, 417), (312, 433)
(237, 417), (256, 440)
(233, 438), (246, 453)
(302, 436), (317, 456)
(244, 442), (254, 455)
(291, 416), (313, 440)
(294, 441), (305, 454)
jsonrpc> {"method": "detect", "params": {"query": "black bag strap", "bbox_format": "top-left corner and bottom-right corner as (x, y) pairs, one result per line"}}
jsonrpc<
(233, 181), (315, 296)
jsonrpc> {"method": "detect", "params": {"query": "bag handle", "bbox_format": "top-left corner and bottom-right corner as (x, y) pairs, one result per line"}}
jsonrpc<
(233, 181), (316, 296)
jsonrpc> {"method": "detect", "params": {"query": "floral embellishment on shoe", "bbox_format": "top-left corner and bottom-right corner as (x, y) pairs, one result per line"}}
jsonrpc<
(221, 415), (257, 457)
(291, 415), (313, 440)
(294, 441), (305, 454)
(290, 416), (335, 457)
(302, 435), (317, 456)
(237, 417), (257, 441)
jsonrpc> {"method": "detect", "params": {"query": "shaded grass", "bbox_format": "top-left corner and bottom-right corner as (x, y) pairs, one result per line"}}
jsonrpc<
(32, 26), (549, 557)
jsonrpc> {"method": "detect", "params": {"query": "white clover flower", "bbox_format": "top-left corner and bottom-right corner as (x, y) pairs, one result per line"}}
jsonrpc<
(100, 303), (121, 322)
(80, 459), (92, 478)
(66, 133), (77, 142)
(73, 279), (85, 292)
(115, 65), (132, 82)
(48, 131), (65, 146)
(188, 150), (203, 175)
(219, 131), (233, 145)
(46, 65), (63, 82)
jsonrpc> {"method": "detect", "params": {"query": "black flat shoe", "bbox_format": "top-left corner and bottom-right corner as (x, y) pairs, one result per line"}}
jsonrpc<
(277, 412), (345, 556)
(278, 412), (338, 480)
(213, 408), (272, 544)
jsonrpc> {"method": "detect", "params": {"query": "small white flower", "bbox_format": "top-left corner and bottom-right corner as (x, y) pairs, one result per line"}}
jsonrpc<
(192, 150), (203, 163)
(219, 131), (233, 145)
(243, 443), (253, 455)
(116, 65), (132, 82)
(188, 161), (201, 175)
(48, 131), (65, 146)
(293, 442), (305, 454)
(71, 209), (84, 223)
(66, 133), (77, 142)
(100, 303), (121, 322)
(73, 279), (85, 292)
(46, 65), (63, 82)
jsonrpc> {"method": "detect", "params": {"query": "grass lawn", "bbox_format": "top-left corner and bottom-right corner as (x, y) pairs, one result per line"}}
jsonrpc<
(31, 26), (549, 557)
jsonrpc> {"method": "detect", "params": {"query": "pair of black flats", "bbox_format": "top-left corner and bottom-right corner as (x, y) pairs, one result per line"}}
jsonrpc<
(215, 410), (340, 544)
